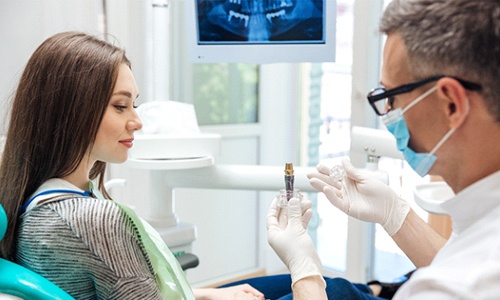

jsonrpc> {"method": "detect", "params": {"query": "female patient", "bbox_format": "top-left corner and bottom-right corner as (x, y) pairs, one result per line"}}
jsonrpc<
(0, 31), (264, 300)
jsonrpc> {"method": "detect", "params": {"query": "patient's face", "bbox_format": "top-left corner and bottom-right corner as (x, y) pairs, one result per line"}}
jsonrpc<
(91, 63), (142, 164)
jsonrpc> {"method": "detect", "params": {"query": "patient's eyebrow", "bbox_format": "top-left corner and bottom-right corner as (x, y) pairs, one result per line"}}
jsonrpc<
(112, 91), (139, 99)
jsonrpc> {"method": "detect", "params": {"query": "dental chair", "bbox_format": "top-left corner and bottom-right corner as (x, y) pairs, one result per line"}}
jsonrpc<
(0, 204), (199, 299)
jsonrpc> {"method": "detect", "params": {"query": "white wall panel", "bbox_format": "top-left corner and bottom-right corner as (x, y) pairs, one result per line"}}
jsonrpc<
(0, 0), (102, 134)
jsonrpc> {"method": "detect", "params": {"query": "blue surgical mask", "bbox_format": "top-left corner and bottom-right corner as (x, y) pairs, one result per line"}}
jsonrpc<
(382, 86), (456, 177)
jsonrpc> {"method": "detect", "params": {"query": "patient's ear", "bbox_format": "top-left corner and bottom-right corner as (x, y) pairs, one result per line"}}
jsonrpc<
(436, 77), (470, 129)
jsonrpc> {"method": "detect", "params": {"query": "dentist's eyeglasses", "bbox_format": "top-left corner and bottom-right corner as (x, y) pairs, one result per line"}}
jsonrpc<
(367, 75), (482, 116)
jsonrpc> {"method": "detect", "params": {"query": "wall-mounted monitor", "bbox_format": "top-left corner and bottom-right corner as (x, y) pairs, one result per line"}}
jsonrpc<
(186, 0), (336, 64)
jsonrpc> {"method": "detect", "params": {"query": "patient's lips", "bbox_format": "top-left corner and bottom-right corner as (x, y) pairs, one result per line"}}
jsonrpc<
(119, 138), (134, 148)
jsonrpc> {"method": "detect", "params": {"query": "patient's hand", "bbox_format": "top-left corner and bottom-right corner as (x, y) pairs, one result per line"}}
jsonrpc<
(193, 284), (265, 300)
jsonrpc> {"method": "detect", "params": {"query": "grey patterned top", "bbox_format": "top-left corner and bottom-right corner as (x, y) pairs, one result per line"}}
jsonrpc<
(16, 197), (162, 300)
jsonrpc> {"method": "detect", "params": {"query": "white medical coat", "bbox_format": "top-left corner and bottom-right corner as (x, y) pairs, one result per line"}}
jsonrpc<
(394, 171), (500, 299)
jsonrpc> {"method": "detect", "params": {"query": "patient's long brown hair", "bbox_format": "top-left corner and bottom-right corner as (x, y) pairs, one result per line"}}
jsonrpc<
(0, 31), (130, 261)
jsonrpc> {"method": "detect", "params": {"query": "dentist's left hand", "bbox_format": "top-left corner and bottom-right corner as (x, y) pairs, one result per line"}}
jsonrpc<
(308, 159), (410, 236)
(266, 197), (325, 288)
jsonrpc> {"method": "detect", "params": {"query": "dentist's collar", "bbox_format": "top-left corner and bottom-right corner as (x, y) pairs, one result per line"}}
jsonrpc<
(441, 171), (500, 233)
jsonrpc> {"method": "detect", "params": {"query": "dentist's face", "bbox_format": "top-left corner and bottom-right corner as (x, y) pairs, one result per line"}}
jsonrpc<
(381, 33), (445, 154)
(91, 63), (142, 164)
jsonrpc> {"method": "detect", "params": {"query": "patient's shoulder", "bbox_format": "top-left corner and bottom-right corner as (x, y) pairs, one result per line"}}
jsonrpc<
(18, 197), (151, 272)
(24, 197), (126, 227)
(19, 197), (136, 249)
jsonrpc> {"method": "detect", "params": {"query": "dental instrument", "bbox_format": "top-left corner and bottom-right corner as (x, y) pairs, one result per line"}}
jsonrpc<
(284, 163), (294, 201)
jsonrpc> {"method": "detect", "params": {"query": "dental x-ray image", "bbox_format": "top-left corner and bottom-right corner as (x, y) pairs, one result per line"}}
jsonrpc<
(196, 0), (325, 43)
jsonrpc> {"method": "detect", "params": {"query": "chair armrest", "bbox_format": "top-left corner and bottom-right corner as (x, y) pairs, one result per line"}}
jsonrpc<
(174, 253), (199, 271)
(0, 259), (74, 300)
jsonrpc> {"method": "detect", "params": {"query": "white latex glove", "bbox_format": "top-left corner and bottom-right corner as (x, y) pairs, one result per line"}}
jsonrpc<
(266, 197), (326, 288)
(307, 159), (410, 236)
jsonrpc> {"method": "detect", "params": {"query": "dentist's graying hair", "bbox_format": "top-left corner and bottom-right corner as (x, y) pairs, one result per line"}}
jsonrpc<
(380, 0), (500, 122)
(0, 32), (130, 261)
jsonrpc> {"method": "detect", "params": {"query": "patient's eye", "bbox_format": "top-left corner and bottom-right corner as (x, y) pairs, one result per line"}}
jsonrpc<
(114, 105), (127, 112)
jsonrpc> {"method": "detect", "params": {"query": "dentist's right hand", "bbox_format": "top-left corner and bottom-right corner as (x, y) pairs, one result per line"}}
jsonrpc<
(307, 159), (410, 236)
(266, 197), (325, 288)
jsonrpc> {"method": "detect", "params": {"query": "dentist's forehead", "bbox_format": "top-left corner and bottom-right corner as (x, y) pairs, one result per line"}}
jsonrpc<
(381, 33), (413, 88)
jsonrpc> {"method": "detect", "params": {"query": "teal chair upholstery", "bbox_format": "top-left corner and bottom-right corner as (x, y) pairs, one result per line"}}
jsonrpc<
(0, 204), (74, 300)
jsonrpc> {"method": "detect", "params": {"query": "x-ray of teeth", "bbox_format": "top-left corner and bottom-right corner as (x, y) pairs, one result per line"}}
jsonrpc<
(197, 0), (324, 43)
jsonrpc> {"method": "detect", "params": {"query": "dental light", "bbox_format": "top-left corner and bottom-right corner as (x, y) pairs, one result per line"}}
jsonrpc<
(349, 126), (404, 184)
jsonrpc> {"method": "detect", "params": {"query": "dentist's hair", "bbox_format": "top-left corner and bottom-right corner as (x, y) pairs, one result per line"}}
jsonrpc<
(0, 31), (130, 261)
(380, 0), (500, 122)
